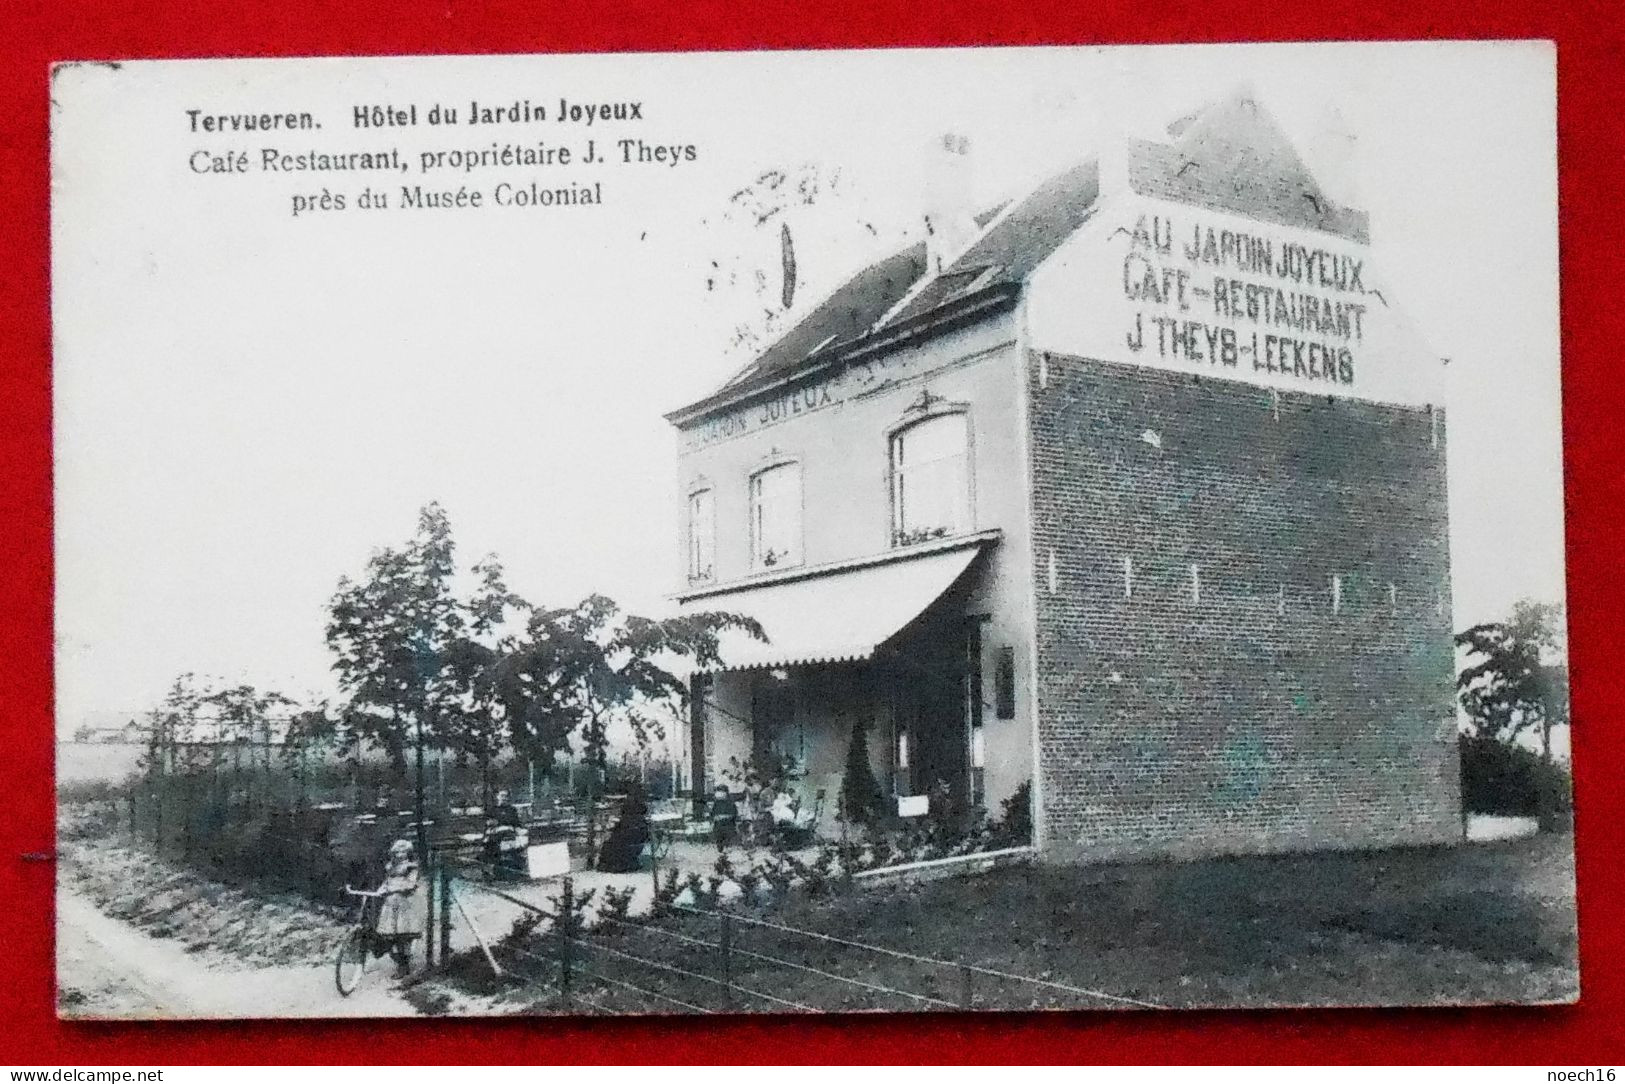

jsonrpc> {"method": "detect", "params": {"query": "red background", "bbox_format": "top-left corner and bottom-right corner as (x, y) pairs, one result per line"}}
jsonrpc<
(3, 0), (1622, 1064)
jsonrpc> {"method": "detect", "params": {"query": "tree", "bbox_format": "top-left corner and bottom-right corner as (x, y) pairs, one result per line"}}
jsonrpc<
(495, 596), (761, 772)
(1456, 599), (1571, 762)
(134, 673), (206, 852)
(329, 503), (762, 863)
(282, 701), (340, 808)
(493, 594), (762, 863)
(1456, 599), (1571, 828)
(326, 502), (468, 856)
(440, 555), (529, 811)
(203, 682), (295, 814)
(282, 702), (339, 758)
(839, 716), (883, 824)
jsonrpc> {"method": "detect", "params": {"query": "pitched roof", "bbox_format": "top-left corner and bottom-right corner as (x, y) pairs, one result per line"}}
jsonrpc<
(884, 158), (1101, 325)
(1129, 91), (1368, 244)
(712, 240), (929, 397)
(671, 89), (1366, 424)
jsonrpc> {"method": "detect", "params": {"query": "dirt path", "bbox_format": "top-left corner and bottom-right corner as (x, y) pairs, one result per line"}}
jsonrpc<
(57, 885), (421, 1019)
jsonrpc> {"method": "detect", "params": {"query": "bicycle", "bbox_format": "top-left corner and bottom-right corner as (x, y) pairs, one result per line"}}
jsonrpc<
(334, 886), (393, 997)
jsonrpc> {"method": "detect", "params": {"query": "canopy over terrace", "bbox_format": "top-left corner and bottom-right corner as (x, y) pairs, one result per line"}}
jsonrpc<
(675, 531), (998, 674)
(674, 533), (999, 821)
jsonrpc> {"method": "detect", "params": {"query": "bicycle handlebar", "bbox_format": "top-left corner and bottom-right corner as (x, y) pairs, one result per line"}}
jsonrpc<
(343, 885), (386, 898)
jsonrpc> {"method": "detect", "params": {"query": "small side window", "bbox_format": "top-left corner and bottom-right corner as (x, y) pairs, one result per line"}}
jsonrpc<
(686, 488), (715, 583)
(995, 645), (1016, 720)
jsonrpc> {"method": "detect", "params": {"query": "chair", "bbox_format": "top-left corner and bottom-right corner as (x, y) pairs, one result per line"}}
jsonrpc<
(709, 792), (740, 845)
(772, 788), (826, 849)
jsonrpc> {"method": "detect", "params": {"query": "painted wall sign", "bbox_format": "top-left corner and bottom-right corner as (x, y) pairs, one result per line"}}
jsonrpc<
(1027, 194), (1446, 408)
(680, 371), (848, 450)
(679, 324), (1012, 452)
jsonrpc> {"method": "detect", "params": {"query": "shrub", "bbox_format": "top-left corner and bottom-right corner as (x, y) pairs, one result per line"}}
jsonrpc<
(58, 779), (122, 806)
(681, 870), (711, 908)
(834, 833), (865, 879)
(650, 868), (682, 916)
(800, 847), (836, 895)
(925, 778), (959, 839)
(994, 780), (1033, 844)
(756, 855), (796, 898)
(1460, 734), (1573, 819)
(702, 848), (736, 904)
(547, 882), (596, 940)
(596, 885), (636, 931)
(897, 822), (932, 860)
(499, 910), (543, 951)
(734, 864), (763, 905)
(838, 718), (883, 824)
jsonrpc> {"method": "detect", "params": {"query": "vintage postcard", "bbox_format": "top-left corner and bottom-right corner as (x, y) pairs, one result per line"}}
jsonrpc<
(51, 41), (1572, 1019)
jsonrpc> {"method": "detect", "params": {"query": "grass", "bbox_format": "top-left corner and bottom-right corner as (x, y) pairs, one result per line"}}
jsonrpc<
(58, 836), (353, 967)
(434, 833), (1578, 1013)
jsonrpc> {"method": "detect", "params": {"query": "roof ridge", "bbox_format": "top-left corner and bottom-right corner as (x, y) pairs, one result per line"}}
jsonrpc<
(709, 236), (929, 394)
(670, 87), (1367, 424)
(1166, 86), (1346, 227)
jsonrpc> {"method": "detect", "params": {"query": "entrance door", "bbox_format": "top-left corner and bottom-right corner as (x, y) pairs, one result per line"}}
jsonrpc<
(751, 673), (801, 771)
(895, 620), (969, 812)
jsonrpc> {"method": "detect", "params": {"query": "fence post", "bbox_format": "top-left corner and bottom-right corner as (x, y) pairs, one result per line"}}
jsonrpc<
(424, 852), (437, 969)
(719, 911), (734, 1010)
(558, 875), (574, 1009)
(179, 778), (192, 861)
(958, 963), (974, 1010)
(438, 861), (452, 964)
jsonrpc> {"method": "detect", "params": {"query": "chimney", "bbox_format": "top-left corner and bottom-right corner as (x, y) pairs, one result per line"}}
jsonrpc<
(920, 132), (978, 275)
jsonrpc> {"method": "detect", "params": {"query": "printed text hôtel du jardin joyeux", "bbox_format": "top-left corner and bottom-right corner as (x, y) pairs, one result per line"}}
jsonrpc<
(184, 97), (701, 217)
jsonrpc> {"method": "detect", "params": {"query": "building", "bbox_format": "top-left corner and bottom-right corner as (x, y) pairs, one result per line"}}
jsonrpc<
(666, 89), (1460, 863)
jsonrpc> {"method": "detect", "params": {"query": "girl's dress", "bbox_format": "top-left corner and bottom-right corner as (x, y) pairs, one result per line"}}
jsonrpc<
(376, 857), (423, 939)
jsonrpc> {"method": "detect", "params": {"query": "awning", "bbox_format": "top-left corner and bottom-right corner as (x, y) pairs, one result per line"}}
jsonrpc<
(678, 538), (990, 673)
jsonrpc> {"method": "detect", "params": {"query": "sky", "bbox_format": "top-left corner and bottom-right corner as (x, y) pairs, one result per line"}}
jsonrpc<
(52, 41), (1562, 736)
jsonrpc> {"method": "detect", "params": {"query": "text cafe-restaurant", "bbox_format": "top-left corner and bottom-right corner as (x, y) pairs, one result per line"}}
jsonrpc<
(665, 90), (1459, 863)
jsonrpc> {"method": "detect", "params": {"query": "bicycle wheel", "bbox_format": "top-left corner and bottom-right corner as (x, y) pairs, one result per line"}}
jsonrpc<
(334, 929), (369, 997)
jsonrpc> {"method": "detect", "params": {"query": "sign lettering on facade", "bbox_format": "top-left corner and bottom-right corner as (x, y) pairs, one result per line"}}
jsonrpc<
(1119, 212), (1368, 386)
(681, 374), (845, 450)
(680, 336), (962, 451)
(1028, 195), (1444, 408)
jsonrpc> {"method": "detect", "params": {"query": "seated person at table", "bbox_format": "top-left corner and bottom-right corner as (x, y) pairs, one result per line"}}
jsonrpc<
(481, 787), (529, 878)
(769, 788), (817, 833)
(491, 789), (522, 827)
(595, 783), (650, 873)
(709, 785), (739, 843)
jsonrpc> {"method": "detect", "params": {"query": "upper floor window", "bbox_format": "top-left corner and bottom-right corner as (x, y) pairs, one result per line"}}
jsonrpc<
(686, 487), (715, 583)
(891, 411), (969, 546)
(750, 462), (802, 569)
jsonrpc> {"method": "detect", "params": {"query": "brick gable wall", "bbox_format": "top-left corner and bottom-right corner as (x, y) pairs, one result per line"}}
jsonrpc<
(1026, 350), (1460, 861)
